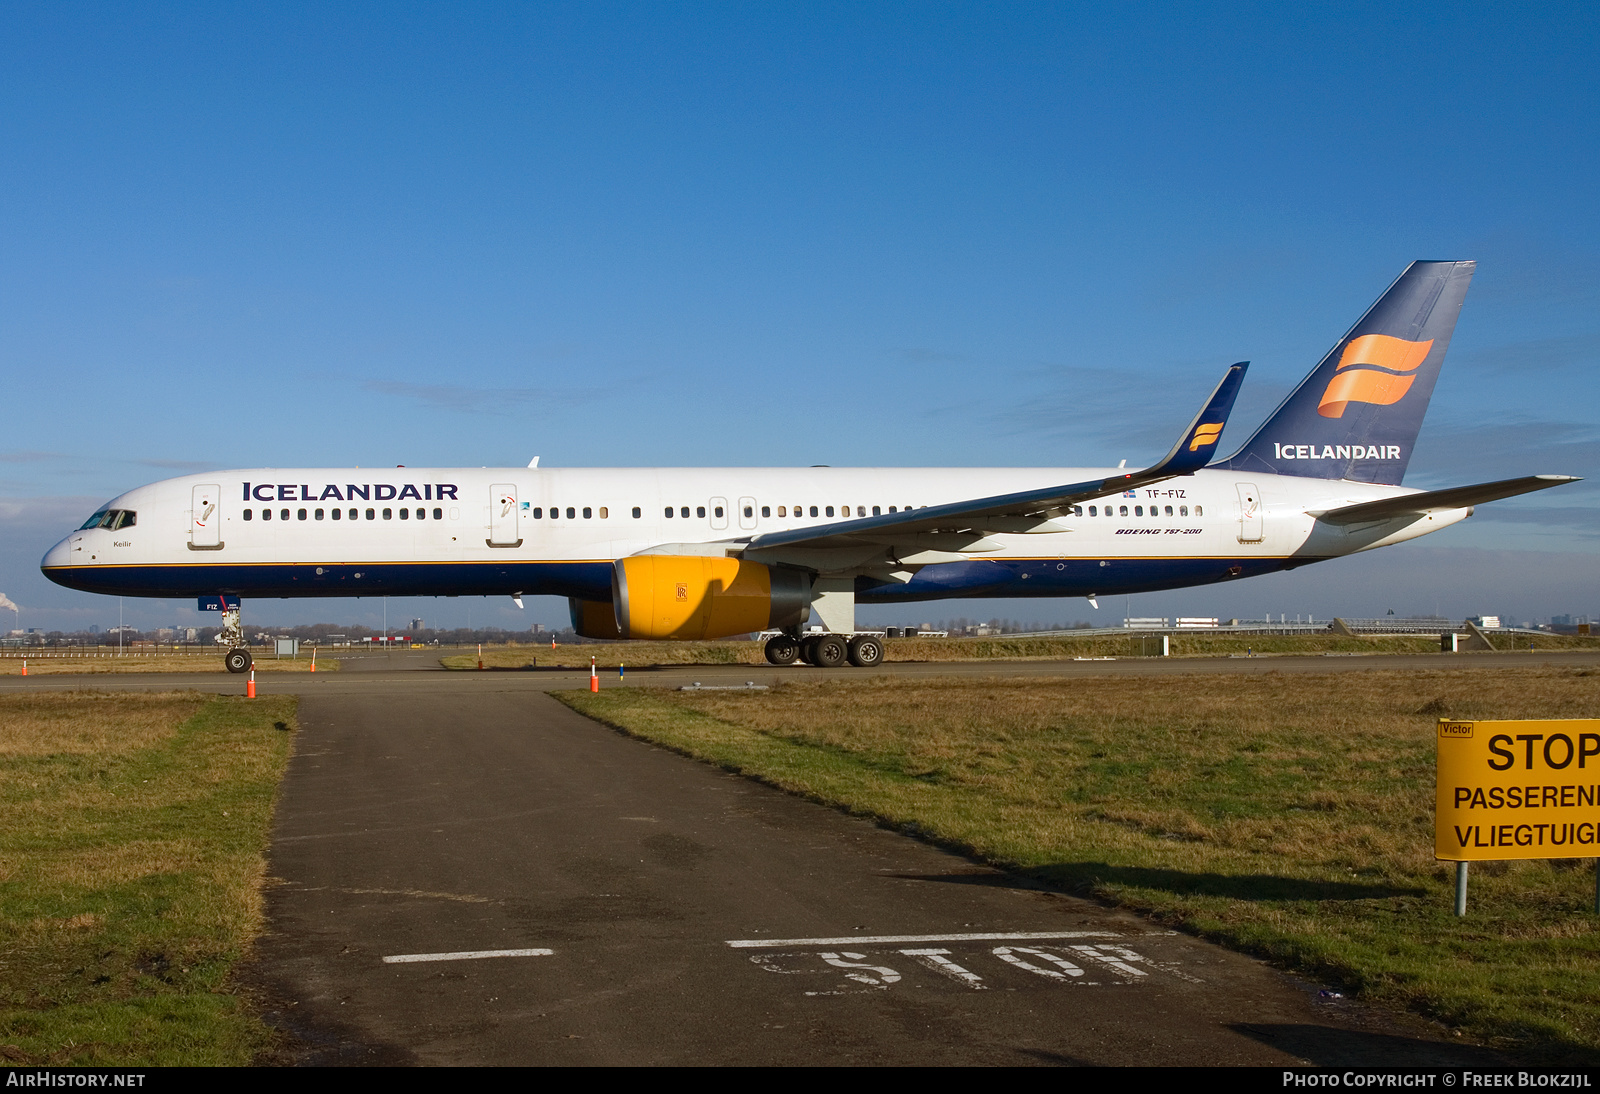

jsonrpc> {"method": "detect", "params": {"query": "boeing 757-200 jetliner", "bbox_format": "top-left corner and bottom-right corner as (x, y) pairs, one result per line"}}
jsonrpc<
(43, 261), (1578, 671)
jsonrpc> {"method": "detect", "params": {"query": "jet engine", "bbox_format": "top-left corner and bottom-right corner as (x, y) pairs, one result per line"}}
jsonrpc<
(612, 556), (810, 640)
(568, 597), (623, 640)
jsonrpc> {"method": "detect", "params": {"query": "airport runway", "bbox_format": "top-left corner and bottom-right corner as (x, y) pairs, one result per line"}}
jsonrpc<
(3, 646), (1597, 698)
(2, 652), (1565, 1064)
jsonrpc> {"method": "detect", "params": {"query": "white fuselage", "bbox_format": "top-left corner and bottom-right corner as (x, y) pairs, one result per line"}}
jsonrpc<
(42, 466), (1469, 607)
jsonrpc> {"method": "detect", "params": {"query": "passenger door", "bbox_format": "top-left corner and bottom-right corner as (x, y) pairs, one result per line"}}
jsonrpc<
(489, 484), (521, 546)
(1235, 483), (1263, 543)
(190, 484), (222, 549)
(737, 495), (758, 531)
(710, 496), (729, 531)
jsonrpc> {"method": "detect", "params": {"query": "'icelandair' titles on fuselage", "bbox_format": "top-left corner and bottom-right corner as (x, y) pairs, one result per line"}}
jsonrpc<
(241, 482), (460, 503)
(1272, 444), (1401, 462)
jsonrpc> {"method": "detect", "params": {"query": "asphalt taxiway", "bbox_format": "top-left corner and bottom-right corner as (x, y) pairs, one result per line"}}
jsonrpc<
(4, 651), (1569, 1064)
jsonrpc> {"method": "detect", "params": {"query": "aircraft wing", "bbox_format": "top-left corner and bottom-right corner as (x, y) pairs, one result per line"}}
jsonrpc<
(737, 363), (1248, 555)
(1308, 474), (1582, 525)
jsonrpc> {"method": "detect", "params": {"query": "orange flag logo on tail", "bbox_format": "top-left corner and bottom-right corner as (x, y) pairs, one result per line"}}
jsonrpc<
(1188, 423), (1224, 452)
(1317, 334), (1433, 418)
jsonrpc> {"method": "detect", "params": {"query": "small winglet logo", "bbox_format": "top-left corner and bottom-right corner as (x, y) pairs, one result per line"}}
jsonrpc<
(1317, 334), (1434, 418)
(1188, 423), (1224, 452)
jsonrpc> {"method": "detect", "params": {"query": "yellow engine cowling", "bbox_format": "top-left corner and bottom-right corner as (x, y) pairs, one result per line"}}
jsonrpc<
(612, 556), (810, 640)
(569, 597), (622, 640)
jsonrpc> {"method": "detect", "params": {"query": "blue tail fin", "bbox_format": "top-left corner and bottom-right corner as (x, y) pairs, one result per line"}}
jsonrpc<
(1213, 260), (1475, 485)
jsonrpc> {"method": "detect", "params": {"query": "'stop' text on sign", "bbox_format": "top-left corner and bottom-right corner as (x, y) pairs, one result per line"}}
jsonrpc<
(1435, 719), (1600, 861)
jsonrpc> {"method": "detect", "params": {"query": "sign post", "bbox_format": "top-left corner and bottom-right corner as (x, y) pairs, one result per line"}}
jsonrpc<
(1435, 718), (1600, 915)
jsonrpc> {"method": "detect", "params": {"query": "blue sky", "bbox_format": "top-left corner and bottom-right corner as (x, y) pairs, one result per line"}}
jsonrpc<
(2, 2), (1597, 633)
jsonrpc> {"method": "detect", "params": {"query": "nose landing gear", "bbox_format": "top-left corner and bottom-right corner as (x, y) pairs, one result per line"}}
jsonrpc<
(215, 600), (252, 673)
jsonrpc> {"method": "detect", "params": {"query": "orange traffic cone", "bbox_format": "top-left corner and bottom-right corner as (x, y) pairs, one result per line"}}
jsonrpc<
(590, 656), (599, 692)
(246, 670), (256, 699)
(19, 659), (26, 676)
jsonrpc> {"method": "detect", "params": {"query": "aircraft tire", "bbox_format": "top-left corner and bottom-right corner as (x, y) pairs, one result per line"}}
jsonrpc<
(813, 634), (848, 668)
(847, 635), (883, 668)
(225, 648), (253, 674)
(798, 635), (819, 665)
(765, 634), (800, 666)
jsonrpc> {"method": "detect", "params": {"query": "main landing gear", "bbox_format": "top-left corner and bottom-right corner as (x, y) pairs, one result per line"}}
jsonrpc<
(764, 632), (883, 669)
(216, 601), (253, 673)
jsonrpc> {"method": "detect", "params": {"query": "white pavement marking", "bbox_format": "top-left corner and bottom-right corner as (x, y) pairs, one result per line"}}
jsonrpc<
(992, 946), (1088, 981)
(899, 948), (987, 989)
(725, 930), (1119, 948)
(1070, 944), (1148, 977)
(381, 947), (554, 964)
(818, 952), (902, 986)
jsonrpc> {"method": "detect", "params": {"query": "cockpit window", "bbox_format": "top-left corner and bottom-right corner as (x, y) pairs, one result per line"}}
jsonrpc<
(80, 509), (135, 530)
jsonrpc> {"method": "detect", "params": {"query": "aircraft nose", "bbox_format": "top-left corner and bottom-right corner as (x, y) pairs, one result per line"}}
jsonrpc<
(41, 537), (72, 570)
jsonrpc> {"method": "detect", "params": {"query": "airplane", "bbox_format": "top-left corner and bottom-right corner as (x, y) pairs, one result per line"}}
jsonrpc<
(41, 260), (1579, 672)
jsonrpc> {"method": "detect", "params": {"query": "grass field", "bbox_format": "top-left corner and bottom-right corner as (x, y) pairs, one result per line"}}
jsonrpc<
(0, 691), (294, 1065)
(444, 631), (1600, 670)
(561, 665), (1600, 1063)
(0, 654), (338, 675)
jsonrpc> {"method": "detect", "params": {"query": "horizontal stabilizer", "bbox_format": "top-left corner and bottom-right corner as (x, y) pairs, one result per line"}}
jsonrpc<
(1309, 475), (1581, 525)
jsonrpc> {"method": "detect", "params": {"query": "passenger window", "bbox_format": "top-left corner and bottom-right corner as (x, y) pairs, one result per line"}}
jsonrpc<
(315, 509), (324, 520)
(632, 507), (641, 518)
(532, 508), (542, 518)
(888, 506), (897, 513)
(433, 508), (442, 520)
(1165, 506), (1173, 516)
(332, 509), (341, 520)
(664, 507), (673, 518)
(777, 506), (785, 517)
(1195, 505), (1203, 516)
(400, 508), (409, 520)
(296, 508), (306, 520)
(243, 509), (253, 521)
(681, 507), (690, 518)
(1119, 506), (1128, 517)
(1134, 505), (1143, 516)
(857, 506), (865, 517)
(566, 507), (575, 519)
(382, 508), (392, 520)
(263, 509), (272, 521)
(872, 506), (880, 516)
(1088, 506), (1097, 516)
(599, 507), (608, 518)
(759, 506), (768, 518)
(281, 509), (290, 521)
(416, 508), (425, 520)
(1179, 505), (1188, 516)
(697, 506), (706, 518)
(583, 507), (592, 519)
(366, 508), (375, 520)
(825, 506), (834, 517)
(349, 509), (358, 520)
(809, 506), (818, 517)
